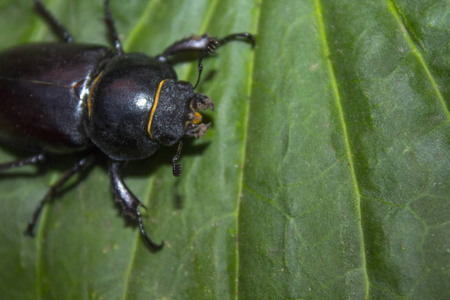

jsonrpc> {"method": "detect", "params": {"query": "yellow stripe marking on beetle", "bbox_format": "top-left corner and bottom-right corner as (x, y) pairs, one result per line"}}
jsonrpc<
(88, 72), (103, 118)
(148, 79), (169, 139)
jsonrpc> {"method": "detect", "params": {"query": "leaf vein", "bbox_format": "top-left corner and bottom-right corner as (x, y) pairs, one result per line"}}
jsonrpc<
(234, 0), (263, 298)
(387, 0), (450, 120)
(314, 0), (370, 297)
(244, 185), (292, 220)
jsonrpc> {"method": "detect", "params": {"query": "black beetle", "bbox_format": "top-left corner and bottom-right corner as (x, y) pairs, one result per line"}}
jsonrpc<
(0, 0), (254, 251)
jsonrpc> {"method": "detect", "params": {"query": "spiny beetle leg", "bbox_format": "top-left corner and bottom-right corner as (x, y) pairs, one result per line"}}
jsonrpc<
(0, 153), (46, 171)
(136, 209), (164, 251)
(156, 32), (255, 87)
(108, 160), (163, 251)
(33, 0), (73, 43)
(218, 32), (256, 47)
(25, 154), (94, 236)
(108, 160), (143, 216)
(103, 0), (123, 55)
(157, 32), (255, 62)
(157, 34), (213, 62)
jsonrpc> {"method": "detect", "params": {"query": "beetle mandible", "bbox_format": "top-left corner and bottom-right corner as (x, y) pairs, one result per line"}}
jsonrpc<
(0, 0), (254, 250)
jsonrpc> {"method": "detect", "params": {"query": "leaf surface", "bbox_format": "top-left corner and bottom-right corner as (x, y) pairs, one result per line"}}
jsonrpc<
(0, 0), (448, 299)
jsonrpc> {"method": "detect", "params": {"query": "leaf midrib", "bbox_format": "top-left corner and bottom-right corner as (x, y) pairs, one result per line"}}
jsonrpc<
(315, 0), (370, 298)
(234, 0), (263, 297)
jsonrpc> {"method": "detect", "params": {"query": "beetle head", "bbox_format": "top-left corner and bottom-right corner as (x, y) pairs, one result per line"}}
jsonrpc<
(149, 79), (214, 146)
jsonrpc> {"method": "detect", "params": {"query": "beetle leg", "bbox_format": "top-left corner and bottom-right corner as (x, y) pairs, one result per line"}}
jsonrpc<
(157, 34), (213, 62)
(157, 33), (255, 87)
(103, 0), (124, 55)
(25, 155), (94, 236)
(217, 32), (256, 47)
(108, 160), (163, 251)
(0, 153), (46, 171)
(33, 0), (73, 43)
(156, 32), (255, 62)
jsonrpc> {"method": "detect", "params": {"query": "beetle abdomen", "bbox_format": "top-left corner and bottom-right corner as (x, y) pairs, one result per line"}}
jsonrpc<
(0, 43), (114, 153)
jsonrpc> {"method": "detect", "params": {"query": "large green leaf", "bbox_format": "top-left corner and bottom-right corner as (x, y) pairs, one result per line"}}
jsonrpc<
(0, 0), (448, 299)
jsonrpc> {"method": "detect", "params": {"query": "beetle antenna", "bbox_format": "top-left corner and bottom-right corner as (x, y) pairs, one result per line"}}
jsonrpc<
(172, 141), (183, 177)
(193, 33), (255, 89)
(193, 40), (219, 89)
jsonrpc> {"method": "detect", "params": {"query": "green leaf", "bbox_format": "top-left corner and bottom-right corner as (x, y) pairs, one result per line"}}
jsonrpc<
(0, 0), (448, 299)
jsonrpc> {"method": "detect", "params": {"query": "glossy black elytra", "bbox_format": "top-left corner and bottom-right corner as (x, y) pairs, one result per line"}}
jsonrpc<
(0, 0), (254, 251)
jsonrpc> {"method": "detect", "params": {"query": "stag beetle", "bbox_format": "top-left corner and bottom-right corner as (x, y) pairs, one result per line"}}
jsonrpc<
(0, 0), (254, 250)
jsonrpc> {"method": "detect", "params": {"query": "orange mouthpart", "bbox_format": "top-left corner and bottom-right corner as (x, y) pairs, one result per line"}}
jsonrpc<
(193, 112), (203, 124)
